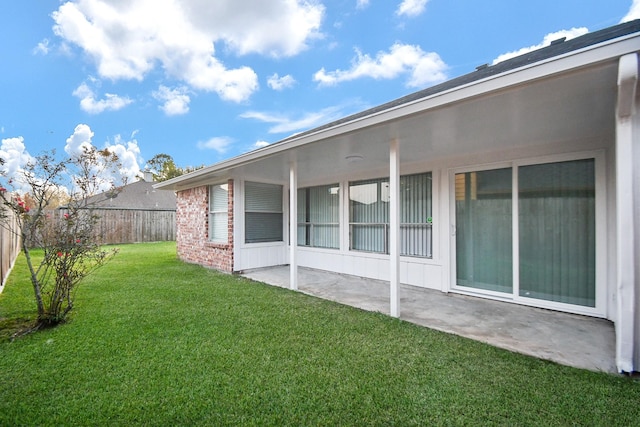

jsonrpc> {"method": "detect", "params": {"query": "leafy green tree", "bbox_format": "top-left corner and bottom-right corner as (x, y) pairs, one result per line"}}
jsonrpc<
(147, 153), (204, 182)
(0, 147), (124, 329)
(147, 153), (182, 182)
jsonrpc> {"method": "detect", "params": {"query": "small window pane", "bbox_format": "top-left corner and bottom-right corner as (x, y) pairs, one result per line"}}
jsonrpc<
(297, 184), (340, 249)
(209, 184), (228, 243)
(350, 178), (389, 253)
(349, 173), (432, 257)
(245, 182), (283, 243)
(245, 182), (282, 212)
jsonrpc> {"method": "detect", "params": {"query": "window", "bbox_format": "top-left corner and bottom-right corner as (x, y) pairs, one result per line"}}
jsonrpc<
(245, 181), (283, 243)
(349, 173), (432, 257)
(209, 184), (228, 243)
(297, 184), (340, 249)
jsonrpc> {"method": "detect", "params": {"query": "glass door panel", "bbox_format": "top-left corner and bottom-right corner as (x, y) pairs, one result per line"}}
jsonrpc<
(455, 168), (513, 293)
(518, 159), (596, 307)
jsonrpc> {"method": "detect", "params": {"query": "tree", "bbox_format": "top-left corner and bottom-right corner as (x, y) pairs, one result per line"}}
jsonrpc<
(147, 153), (183, 182)
(147, 153), (205, 182)
(0, 147), (124, 329)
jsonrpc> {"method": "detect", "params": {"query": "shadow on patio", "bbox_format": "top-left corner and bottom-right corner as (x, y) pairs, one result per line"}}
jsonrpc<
(241, 266), (617, 374)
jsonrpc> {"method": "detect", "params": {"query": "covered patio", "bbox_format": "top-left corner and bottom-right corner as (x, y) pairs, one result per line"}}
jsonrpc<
(158, 21), (639, 374)
(242, 266), (617, 373)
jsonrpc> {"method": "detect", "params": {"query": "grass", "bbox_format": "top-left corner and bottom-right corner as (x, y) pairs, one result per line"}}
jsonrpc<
(0, 242), (638, 426)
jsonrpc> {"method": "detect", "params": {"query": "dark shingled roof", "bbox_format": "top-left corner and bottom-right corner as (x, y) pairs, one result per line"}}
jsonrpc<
(84, 179), (176, 210)
(278, 19), (640, 144)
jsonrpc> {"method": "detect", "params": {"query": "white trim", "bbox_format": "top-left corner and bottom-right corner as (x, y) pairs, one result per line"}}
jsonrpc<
(512, 165), (520, 304)
(208, 183), (230, 244)
(389, 139), (400, 317)
(615, 52), (638, 373)
(289, 160), (298, 291)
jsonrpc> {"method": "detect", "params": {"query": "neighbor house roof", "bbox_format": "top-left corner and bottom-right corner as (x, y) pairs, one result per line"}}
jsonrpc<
(84, 179), (177, 210)
(155, 19), (640, 191)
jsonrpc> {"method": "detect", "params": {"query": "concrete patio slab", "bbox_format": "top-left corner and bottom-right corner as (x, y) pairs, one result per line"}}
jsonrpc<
(241, 266), (617, 374)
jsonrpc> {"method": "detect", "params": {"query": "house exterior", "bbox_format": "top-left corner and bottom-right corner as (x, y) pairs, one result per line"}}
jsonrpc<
(156, 20), (640, 373)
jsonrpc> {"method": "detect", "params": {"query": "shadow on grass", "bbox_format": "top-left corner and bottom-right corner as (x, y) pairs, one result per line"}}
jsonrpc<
(0, 314), (38, 342)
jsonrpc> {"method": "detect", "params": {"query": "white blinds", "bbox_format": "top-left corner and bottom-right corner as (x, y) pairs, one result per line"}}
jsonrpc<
(209, 184), (228, 243)
(245, 181), (283, 243)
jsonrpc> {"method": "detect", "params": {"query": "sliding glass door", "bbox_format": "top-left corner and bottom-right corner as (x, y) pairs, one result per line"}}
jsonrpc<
(454, 158), (596, 309)
(455, 168), (513, 293)
(518, 159), (595, 307)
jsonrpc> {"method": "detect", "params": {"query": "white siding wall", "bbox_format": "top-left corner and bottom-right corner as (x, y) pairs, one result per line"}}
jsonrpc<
(233, 138), (616, 322)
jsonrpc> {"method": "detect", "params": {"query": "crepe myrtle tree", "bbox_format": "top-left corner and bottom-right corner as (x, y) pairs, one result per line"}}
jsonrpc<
(0, 147), (125, 329)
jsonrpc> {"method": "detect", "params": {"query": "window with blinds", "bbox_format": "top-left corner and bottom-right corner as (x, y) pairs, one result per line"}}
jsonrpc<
(349, 172), (432, 257)
(209, 184), (228, 243)
(245, 181), (283, 243)
(297, 184), (340, 249)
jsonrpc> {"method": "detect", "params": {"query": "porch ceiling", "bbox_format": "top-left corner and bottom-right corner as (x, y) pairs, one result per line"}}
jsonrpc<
(230, 60), (618, 185)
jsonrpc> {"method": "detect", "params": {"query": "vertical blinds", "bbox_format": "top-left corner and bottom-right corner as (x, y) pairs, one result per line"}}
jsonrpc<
(297, 184), (340, 248)
(348, 173), (432, 257)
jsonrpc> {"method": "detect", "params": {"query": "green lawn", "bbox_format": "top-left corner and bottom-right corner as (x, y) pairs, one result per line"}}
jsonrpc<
(0, 242), (638, 426)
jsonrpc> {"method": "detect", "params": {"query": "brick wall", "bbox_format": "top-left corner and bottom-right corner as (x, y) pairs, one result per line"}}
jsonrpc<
(176, 180), (234, 272)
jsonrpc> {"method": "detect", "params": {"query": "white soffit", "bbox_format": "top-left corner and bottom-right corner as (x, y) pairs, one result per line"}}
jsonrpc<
(155, 31), (640, 192)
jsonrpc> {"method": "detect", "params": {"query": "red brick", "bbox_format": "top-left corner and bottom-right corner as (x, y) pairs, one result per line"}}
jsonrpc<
(176, 180), (234, 272)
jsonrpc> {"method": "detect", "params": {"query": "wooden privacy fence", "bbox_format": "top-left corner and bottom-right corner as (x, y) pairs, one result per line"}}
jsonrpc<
(55, 208), (176, 245)
(0, 209), (21, 288)
(92, 209), (176, 245)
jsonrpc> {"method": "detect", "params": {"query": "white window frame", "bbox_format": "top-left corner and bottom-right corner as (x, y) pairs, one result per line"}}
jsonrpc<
(449, 150), (606, 317)
(297, 183), (340, 249)
(244, 181), (284, 244)
(209, 183), (229, 244)
(348, 172), (433, 258)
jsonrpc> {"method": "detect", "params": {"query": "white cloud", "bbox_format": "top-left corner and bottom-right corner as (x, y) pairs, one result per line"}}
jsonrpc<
(197, 137), (234, 153)
(492, 27), (589, 65)
(153, 85), (191, 116)
(33, 39), (50, 55)
(357, 0), (370, 9)
(64, 124), (95, 157)
(241, 105), (347, 134)
(267, 73), (296, 91)
(0, 136), (35, 191)
(396, 0), (429, 17)
(314, 43), (447, 88)
(253, 140), (270, 149)
(621, 0), (640, 22)
(105, 135), (142, 183)
(73, 82), (133, 114)
(52, 0), (324, 103)
(64, 124), (142, 187)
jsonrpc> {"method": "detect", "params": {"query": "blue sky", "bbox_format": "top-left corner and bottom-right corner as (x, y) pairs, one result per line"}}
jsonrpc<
(1, 0), (638, 182)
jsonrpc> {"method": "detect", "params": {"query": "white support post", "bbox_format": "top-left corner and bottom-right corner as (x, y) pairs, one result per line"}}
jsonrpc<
(289, 159), (298, 291)
(615, 53), (638, 373)
(390, 139), (401, 317)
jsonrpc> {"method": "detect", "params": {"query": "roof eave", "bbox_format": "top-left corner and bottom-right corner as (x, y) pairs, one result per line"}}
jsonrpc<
(154, 21), (640, 192)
